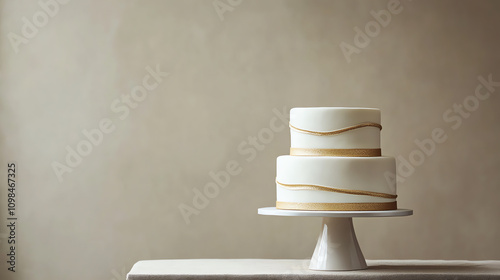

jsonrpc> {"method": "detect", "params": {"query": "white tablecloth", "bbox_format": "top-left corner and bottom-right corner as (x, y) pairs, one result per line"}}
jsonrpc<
(127, 259), (500, 280)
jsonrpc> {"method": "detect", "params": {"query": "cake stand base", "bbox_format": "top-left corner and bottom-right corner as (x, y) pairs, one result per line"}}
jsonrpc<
(310, 217), (366, 270)
(258, 207), (413, 271)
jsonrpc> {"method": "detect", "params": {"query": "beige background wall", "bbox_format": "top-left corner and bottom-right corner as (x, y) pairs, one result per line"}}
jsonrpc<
(1, 0), (499, 279)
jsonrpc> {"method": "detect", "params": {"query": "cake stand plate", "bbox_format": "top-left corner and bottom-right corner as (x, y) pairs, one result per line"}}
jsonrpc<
(258, 207), (413, 271)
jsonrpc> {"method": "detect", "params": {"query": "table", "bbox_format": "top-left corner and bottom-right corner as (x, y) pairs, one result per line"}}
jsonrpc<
(127, 259), (500, 280)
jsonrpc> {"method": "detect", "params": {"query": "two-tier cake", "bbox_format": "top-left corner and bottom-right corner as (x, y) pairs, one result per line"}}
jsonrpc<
(276, 107), (397, 211)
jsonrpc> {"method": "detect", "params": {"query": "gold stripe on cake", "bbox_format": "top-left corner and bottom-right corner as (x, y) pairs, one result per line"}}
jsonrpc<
(276, 201), (397, 211)
(289, 122), (382, 136)
(290, 148), (381, 157)
(277, 181), (397, 199)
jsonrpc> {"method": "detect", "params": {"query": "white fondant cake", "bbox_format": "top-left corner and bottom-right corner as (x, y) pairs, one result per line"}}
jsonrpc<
(276, 107), (397, 211)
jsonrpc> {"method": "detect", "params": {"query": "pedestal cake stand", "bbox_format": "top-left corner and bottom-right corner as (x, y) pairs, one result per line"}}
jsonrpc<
(258, 207), (413, 271)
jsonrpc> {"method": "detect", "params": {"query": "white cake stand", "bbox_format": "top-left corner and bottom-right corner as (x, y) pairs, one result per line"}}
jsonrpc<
(258, 207), (413, 271)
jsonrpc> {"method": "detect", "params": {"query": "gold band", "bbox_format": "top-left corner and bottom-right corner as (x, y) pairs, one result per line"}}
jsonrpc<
(289, 122), (382, 136)
(290, 148), (381, 157)
(276, 201), (397, 211)
(277, 181), (397, 199)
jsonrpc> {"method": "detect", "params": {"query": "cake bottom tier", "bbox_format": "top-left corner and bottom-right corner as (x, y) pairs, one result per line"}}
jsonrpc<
(276, 155), (397, 211)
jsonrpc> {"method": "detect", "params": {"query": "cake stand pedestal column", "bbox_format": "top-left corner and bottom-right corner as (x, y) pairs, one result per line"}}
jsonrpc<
(310, 217), (366, 270)
(258, 207), (413, 271)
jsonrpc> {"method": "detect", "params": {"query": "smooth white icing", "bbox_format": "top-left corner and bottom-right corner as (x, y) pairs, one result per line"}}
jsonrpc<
(276, 156), (396, 204)
(290, 107), (381, 149)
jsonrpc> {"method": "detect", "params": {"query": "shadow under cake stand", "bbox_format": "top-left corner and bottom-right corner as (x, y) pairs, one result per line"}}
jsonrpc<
(258, 207), (413, 271)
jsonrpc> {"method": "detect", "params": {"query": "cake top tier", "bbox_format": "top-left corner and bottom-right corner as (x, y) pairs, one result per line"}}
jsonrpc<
(289, 107), (382, 156)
